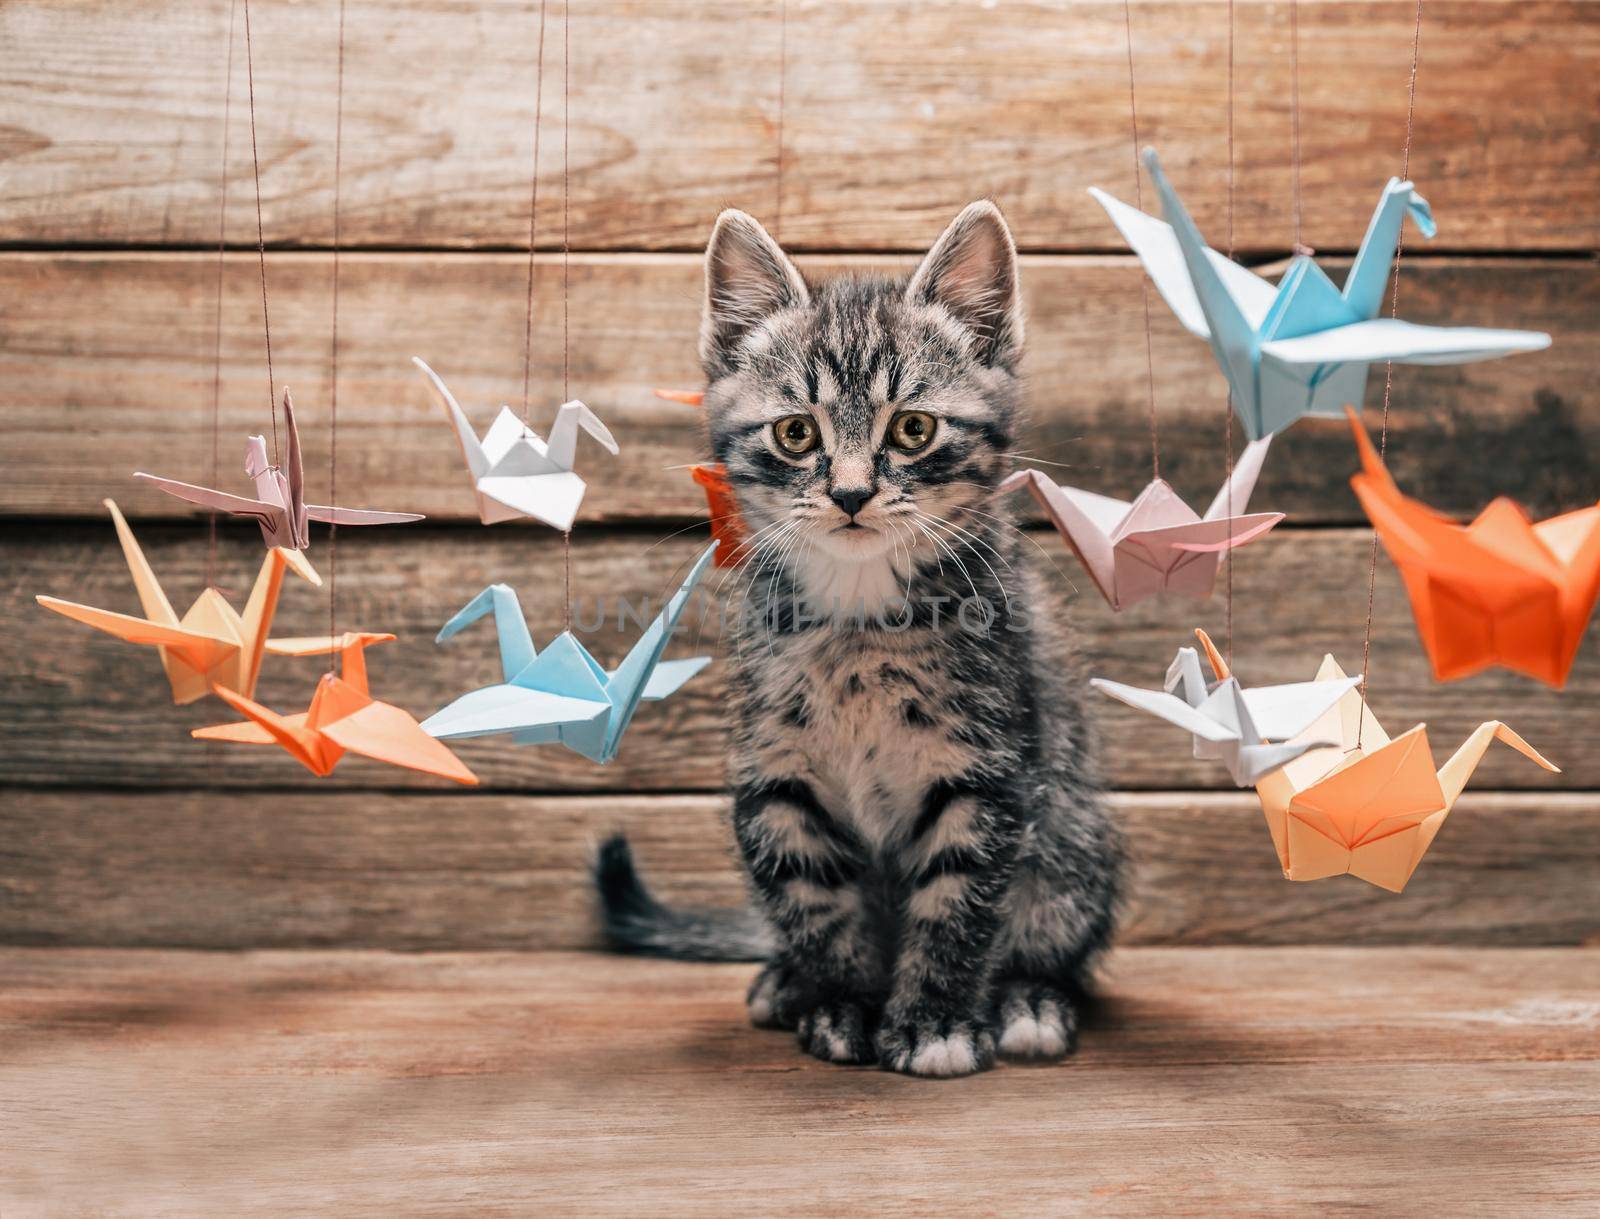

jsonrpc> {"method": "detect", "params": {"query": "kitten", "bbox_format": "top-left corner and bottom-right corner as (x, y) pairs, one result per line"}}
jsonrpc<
(596, 202), (1124, 1077)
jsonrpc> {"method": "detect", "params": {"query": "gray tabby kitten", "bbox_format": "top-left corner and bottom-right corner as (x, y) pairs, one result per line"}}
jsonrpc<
(597, 202), (1123, 1077)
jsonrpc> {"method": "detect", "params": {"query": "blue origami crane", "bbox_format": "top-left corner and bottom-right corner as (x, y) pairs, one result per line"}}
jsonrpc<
(421, 543), (717, 763)
(1090, 148), (1552, 440)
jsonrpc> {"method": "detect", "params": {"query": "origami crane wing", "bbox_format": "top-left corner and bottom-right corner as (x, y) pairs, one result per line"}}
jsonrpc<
(320, 700), (479, 785)
(193, 709), (310, 745)
(474, 470), (588, 531)
(35, 596), (239, 674)
(303, 504), (427, 527)
(421, 682), (611, 739)
(132, 473), (279, 525)
(633, 655), (713, 700)
(1089, 678), (1241, 744)
(1124, 515), (1283, 557)
(1260, 318), (1550, 367)
(1239, 676), (1366, 743)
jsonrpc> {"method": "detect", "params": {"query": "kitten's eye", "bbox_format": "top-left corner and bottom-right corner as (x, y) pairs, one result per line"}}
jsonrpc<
(773, 414), (820, 455)
(888, 410), (937, 452)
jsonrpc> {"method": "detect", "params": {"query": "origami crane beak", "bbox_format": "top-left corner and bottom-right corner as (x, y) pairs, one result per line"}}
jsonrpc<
(243, 436), (272, 479)
(1404, 188), (1437, 239)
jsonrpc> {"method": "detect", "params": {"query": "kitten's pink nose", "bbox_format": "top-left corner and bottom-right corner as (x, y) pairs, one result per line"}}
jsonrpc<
(830, 486), (877, 518)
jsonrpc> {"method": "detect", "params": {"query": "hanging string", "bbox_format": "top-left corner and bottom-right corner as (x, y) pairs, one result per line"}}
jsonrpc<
(327, 0), (347, 667)
(1289, 0), (1305, 253)
(240, 0), (279, 460)
(561, 0), (573, 631)
(1222, 0), (1236, 664)
(520, 0), (549, 420)
(1358, 0), (1425, 723)
(773, 0), (788, 241)
(207, 0), (239, 587)
(1120, 0), (1160, 481)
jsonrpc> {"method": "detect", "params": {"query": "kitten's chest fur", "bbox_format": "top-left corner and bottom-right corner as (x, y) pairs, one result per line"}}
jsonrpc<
(736, 624), (978, 851)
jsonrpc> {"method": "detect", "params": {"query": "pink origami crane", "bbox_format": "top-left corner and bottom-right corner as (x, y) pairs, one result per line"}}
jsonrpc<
(136, 388), (423, 550)
(1000, 436), (1282, 610)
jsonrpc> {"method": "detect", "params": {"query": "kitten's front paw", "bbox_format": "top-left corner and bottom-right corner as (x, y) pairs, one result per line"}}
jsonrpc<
(875, 1012), (995, 1078)
(796, 1000), (876, 1065)
(994, 980), (1078, 1061)
(746, 960), (804, 1030)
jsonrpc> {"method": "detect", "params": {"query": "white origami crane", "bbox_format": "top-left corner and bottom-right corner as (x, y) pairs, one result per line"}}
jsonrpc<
(1091, 148), (1551, 440)
(414, 357), (620, 530)
(1091, 629), (1365, 786)
(1000, 436), (1281, 611)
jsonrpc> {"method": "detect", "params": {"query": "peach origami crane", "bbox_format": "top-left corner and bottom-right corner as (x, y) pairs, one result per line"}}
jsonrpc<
(36, 499), (320, 704)
(195, 632), (478, 784)
(656, 388), (748, 568)
(136, 388), (424, 550)
(999, 437), (1282, 610)
(1347, 406), (1600, 688)
(1204, 641), (1561, 893)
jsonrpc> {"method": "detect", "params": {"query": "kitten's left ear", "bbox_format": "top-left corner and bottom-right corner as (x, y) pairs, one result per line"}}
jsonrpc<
(906, 200), (1023, 367)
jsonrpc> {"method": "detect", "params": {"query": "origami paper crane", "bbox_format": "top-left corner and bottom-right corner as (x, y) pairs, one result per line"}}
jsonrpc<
(1091, 148), (1551, 440)
(136, 389), (423, 549)
(423, 542), (718, 763)
(1347, 407), (1600, 688)
(1209, 647), (1561, 892)
(1090, 628), (1364, 785)
(36, 498), (320, 705)
(194, 631), (478, 784)
(999, 437), (1282, 611)
(415, 357), (619, 530)
(655, 388), (748, 568)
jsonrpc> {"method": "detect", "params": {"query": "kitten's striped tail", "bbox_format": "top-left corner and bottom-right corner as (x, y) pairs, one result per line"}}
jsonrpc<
(593, 835), (774, 962)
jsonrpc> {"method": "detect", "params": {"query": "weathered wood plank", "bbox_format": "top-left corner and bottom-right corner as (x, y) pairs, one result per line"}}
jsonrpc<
(2, 1), (1595, 251)
(1, 948), (1596, 1216)
(2, 252), (1590, 521)
(7, 526), (1597, 790)
(4, 790), (1596, 949)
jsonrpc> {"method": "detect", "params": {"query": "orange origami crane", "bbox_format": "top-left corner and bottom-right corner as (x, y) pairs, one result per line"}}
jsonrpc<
(36, 499), (320, 704)
(194, 632), (478, 784)
(655, 388), (749, 567)
(1347, 405), (1600, 687)
(1196, 634), (1559, 892)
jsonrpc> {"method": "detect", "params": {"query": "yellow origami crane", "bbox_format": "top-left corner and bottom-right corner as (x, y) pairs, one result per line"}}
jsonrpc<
(1196, 632), (1559, 893)
(36, 499), (320, 705)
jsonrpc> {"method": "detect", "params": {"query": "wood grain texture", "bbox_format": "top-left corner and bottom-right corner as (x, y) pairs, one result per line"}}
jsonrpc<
(1, 948), (1597, 1216)
(1, 2), (1596, 251)
(1, 252), (1590, 521)
(4, 789), (1596, 950)
(7, 525), (1599, 792)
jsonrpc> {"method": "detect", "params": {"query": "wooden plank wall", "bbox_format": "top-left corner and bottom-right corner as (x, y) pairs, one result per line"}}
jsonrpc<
(2, 1), (1596, 951)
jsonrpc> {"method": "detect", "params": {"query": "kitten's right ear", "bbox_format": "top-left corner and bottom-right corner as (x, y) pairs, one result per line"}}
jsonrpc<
(700, 209), (808, 375)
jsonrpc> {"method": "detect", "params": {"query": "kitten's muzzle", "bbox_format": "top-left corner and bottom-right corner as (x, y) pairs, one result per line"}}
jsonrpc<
(829, 485), (877, 519)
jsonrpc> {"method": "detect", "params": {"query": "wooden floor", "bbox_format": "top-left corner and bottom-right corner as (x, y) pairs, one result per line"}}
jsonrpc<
(2, 949), (1596, 1217)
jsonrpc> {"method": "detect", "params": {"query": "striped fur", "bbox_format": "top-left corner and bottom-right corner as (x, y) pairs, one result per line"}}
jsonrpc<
(598, 203), (1123, 1077)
